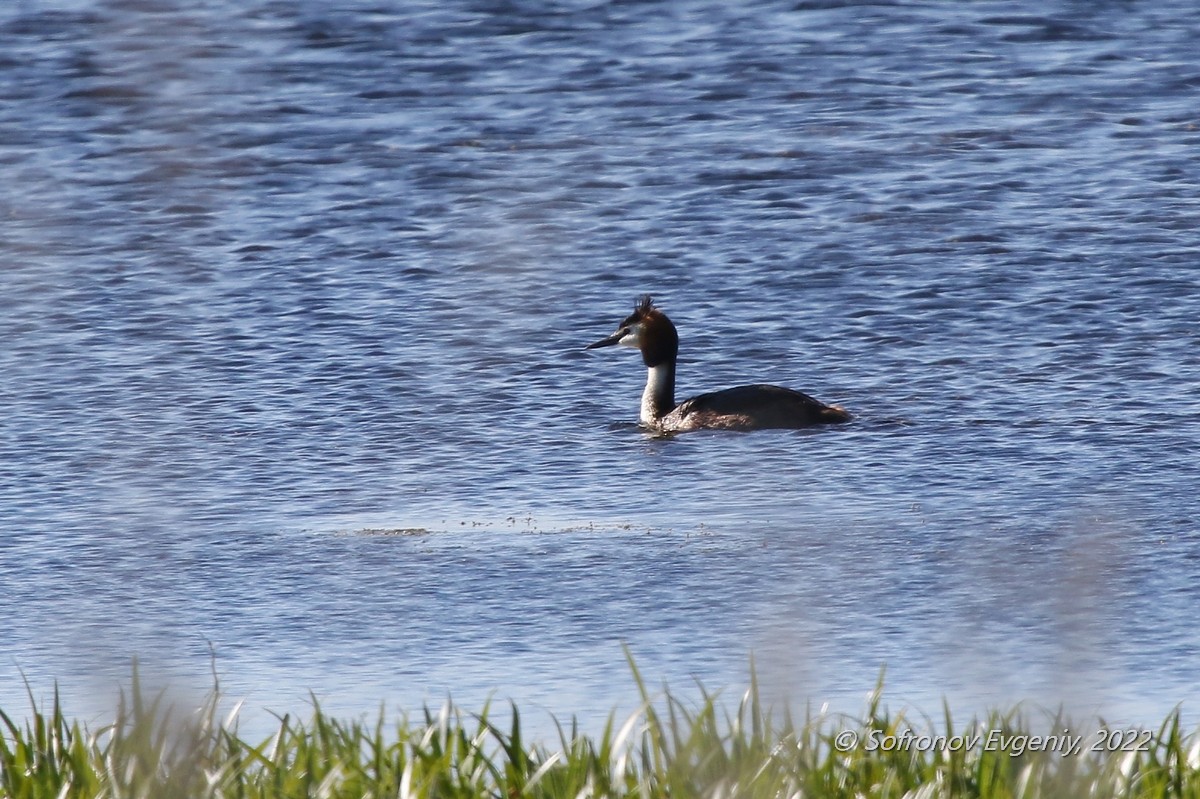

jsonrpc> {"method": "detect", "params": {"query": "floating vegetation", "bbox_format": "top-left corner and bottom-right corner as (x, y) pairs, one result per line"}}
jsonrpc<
(346, 527), (432, 537)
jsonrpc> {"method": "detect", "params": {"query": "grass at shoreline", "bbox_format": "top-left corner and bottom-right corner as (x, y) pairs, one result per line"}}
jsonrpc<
(2, 662), (1198, 798)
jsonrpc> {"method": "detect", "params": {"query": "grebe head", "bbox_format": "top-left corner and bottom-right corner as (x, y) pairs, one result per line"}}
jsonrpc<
(586, 295), (679, 367)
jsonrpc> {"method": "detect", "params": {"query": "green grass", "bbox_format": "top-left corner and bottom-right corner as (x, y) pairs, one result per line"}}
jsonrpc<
(2, 658), (1197, 798)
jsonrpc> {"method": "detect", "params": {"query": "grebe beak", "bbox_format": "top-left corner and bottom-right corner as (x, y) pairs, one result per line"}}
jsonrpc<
(586, 330), (624, 349)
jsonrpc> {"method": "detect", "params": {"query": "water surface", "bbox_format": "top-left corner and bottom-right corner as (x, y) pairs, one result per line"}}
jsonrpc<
(2, 0), (1199, 737)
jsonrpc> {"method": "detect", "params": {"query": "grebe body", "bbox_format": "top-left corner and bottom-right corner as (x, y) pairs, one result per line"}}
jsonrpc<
(587, 296), (850, 433)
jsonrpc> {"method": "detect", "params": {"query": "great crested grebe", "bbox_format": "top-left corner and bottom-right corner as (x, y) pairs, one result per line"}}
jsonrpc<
(586, 296), (850, 433)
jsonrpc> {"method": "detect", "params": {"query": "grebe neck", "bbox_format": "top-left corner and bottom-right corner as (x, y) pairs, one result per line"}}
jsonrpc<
(641, 363), (676, 425)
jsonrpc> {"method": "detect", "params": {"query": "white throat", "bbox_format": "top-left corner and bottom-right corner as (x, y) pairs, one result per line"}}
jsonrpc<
(641, 364), (675, 425)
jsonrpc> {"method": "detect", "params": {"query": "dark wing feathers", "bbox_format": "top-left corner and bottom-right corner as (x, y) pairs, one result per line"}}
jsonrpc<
(676, 384), (848, 428)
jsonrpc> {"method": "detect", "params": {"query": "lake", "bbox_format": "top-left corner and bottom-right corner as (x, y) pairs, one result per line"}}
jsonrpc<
(2, 0), (1198, 739)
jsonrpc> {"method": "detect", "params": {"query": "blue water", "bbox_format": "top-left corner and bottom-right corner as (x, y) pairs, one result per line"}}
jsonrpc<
(2, 0), (1199, 738)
